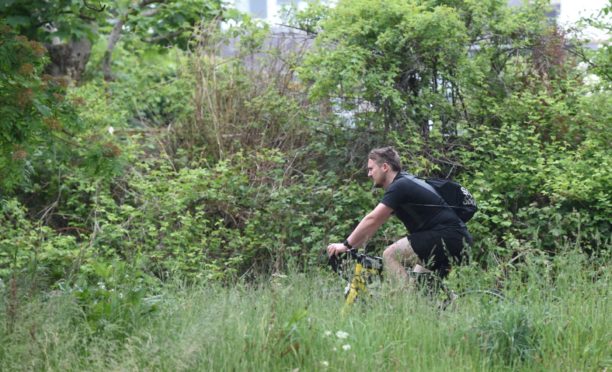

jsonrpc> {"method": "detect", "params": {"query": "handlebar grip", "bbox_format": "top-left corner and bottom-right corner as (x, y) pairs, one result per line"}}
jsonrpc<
(327, 251), (348, 273)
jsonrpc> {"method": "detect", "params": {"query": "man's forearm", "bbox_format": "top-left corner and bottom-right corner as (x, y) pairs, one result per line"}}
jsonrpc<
(328, 203), (392, 257)
(346, 213), (385, 248)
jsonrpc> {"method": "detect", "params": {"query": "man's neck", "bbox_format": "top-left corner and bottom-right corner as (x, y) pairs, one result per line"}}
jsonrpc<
(383, 171), (399, 190)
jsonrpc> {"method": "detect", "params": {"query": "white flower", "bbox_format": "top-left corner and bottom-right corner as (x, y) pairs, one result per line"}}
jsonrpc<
(335, 330), (349, 339)
(321, 361), (329, 367)
(108, 126), (115, 135)
(342, 344), (351, 351)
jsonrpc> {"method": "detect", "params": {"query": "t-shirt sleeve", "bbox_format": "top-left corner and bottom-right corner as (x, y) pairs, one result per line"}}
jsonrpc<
(381, 182), (404, 210)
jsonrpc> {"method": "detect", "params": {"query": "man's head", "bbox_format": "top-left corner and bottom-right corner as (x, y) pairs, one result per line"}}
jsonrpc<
(367, 147), (401, 188)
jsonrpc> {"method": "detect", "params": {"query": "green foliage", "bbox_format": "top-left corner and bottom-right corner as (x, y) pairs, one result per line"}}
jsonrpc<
(123, 0), (225, 49)
(0, 199), (39, 278)
(474, 303), (540, 365)
(0, 248), (609, 370)
(0, 23), (79, 191)
(1, 6), (609, 372)
(0, 198), (82, 284)
(166, 17), (318, 163)
(301, 0), (469, 134)
(461, 60), (611, 255)
(280, 0), (330, 35)
(82, 41), (191, 128)
(0, 0), (107, 42)
(66, 258), (161, 339)
(575, 3), (611, 84)
(0, 0), (225, 47)
(76, 150), (375, 280)
(0, 0), (609, 318)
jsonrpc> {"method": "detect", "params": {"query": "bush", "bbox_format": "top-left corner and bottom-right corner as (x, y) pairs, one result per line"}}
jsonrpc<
(0, 198), (82, 284)
(0, 23), (79, 191)
(82, 150), (377, 280)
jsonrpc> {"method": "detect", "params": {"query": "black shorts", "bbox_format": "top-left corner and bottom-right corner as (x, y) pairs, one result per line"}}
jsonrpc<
(408, 226), (472, 277)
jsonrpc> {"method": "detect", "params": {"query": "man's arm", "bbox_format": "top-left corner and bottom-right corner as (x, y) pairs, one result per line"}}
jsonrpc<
(327, 203), (394, 256)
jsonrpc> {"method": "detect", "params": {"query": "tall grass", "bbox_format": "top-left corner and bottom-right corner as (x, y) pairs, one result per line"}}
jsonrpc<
(1, 247), (609, 371)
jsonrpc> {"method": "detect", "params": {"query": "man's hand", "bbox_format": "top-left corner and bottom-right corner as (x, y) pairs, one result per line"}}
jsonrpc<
(327, 243), (349, 257)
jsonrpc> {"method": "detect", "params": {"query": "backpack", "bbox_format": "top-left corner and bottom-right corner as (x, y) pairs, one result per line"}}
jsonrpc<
(425, 178), (478, 222)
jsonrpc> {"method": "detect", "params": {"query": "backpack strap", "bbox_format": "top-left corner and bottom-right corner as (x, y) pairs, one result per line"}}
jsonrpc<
(398, 174), (466, 228)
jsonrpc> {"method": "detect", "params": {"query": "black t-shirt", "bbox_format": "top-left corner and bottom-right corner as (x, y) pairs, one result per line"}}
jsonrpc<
(381, 172), (463, 233)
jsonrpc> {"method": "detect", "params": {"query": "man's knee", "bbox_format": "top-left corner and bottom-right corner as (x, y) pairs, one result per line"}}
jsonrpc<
(383, 240), (418, 265)
(382, 244), (399, 262)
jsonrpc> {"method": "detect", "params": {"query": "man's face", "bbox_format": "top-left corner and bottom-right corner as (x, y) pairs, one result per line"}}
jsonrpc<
(367, 159), (386, 188)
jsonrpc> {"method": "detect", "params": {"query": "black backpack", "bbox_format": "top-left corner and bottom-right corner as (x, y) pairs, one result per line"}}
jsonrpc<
(425, 178), (478, 222)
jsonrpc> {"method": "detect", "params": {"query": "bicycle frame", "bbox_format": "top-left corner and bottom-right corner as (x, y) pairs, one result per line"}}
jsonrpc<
(329, 249), (384, 307)
(329, 249), (458, 310)
(328, 249), (505, 311)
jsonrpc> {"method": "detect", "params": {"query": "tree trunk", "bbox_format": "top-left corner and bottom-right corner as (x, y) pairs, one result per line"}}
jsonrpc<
(44, 38), (92, 83)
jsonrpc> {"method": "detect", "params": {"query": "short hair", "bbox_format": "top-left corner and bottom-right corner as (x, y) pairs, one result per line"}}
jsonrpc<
(368, 147), (402, 172)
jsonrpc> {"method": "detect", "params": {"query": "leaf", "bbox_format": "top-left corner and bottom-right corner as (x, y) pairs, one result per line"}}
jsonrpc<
(33, 100), (52, 116)
(5, 15), (30, 27)
(0, 0), (17, 9)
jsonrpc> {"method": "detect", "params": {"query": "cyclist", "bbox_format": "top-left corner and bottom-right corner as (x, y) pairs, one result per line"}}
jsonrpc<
(327, 146), (472, 284)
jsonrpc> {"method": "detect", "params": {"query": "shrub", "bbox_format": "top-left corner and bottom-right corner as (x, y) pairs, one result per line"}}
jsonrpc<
(0, 23), (79, 191)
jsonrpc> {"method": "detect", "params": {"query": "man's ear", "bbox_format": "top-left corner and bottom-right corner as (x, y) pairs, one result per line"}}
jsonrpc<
(382, 163), (389, 172)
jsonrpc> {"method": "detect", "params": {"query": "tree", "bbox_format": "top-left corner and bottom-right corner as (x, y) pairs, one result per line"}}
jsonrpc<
(0, 0), (108, 81)
(101, 0), (225, 81)
(299, 1), (570, 169)
(301, 0), (469, 138)
(0, 22), (79, 191)
(0, 0), (225, 82)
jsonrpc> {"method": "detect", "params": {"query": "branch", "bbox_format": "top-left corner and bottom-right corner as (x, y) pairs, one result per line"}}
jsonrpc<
(101, 0), (166, 81)
(83, 0), (107, 12)
(140, 0), (166, 7)
(103, 18), (125, 81)
(78, 13), (97, 22)
(274, 22), (318, 37)
(141, 7), (161, 17)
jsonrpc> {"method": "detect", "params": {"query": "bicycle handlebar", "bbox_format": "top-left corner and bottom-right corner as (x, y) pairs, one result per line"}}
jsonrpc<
(328, 249), (383, 274)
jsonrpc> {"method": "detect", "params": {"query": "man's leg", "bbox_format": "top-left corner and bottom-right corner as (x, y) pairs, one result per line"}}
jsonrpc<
(382, 237), (422, 285)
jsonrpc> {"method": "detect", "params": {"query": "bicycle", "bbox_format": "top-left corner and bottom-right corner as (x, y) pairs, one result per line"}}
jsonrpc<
(328, 248), (385, 307)
(328, 248), (504, 311)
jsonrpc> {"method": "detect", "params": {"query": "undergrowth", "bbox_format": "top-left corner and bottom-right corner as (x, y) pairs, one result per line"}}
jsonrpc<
(1, 247), (609, 371)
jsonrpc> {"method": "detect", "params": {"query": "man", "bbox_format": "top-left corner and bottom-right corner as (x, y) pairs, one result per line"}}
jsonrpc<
(327, 146), (472, 282)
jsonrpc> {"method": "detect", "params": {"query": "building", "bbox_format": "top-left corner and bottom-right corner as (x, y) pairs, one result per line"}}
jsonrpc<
(231, 0), (318, 25)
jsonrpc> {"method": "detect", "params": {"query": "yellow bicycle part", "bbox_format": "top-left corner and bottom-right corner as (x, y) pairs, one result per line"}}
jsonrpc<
(342, 264), (383, 314)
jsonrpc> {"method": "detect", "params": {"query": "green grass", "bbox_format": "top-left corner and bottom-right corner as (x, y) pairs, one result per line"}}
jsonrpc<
(1, 249), (610, 371)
